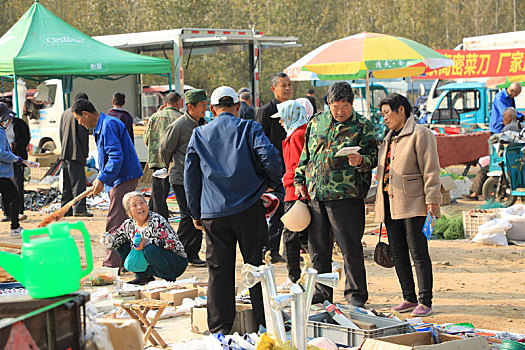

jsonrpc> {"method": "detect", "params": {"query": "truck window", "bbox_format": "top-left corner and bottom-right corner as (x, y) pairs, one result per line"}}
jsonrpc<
(40, 84), (57, 109)
(438, 90), (479, 113)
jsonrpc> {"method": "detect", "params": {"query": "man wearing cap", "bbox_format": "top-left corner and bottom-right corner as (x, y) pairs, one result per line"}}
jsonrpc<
(0, 103), (25, 236)
(160, 89), (208, 267)
(184, 86), (282, 334)
(144, 92), (183, 220)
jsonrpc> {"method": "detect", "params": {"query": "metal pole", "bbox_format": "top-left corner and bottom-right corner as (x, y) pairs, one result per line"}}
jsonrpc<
(13, 74), (20, 117)
(168, 73), (172, 92)
(365, 70), (371, 120)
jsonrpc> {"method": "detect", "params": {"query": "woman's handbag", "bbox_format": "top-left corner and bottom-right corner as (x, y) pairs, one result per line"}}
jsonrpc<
(374, 224), (395, 268)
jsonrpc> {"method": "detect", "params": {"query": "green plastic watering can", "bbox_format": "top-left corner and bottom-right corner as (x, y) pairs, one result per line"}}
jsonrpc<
(0, 221), (93, 298)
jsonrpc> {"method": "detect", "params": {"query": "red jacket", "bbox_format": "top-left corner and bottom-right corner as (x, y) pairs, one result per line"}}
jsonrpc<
(282, 124), (309, 202)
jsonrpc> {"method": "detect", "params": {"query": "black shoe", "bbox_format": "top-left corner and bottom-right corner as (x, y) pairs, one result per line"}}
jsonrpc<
(127, 275), (155, 285)
(1, 216), (8, 222)
(311, 294), (328, 304)
(74, 211), (94, 217)
(64, 209), (73, 217)
(460, 194), (479, 201)
(188, 258), (207, 267)
(271, 254), (286, 264)
(216, 328), (230, 335)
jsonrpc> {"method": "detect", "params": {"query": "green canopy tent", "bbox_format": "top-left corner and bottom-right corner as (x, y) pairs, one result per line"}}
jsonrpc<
(0, 0), (171, 114)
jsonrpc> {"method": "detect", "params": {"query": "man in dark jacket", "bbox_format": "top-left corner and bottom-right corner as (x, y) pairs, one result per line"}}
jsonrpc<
(255, 72), (292, 263)
(306, 88), (318, 115)
(238, 92), (255, 120)
(107, 92), (134, 143)
(59, 92), (91, 217)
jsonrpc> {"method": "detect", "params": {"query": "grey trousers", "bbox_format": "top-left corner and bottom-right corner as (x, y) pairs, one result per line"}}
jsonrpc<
(61, 159), (87, 213)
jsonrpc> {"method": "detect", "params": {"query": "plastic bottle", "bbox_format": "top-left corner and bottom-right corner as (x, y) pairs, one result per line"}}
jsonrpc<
(132, 232), (142, 248)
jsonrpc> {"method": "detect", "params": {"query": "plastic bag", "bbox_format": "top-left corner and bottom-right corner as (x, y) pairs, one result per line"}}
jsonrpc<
(124, 248), (148, 272)
(477, 218), (511, 234)
(472, 218), (510, 246)
(501, 204), (525, 241)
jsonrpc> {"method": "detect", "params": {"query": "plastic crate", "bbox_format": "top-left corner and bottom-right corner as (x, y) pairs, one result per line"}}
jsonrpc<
(30, 166), (51, 180)
(462, 210), (500, 239)
(307, 310), (411, 347)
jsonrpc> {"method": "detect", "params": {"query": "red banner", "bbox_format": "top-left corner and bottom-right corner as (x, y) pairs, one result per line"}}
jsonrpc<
(416, 49), (525, 79)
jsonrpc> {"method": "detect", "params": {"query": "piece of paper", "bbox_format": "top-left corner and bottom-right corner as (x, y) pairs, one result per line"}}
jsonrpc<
(335, 146), (361, 157)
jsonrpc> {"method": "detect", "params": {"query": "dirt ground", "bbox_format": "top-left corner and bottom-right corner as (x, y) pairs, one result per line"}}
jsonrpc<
(1, 192), (524, 341)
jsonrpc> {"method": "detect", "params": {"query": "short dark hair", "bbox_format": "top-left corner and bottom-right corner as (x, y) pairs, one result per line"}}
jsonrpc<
(72, 98), (96, 115)
(327, 82), (354, 104)
(239, 92), (252, 102)
(378, 93), (412, 119)
(165, 92), (181, 105)
(0, 97), (13, 108)
(270, 72), (288, 88)
(112, 92), (125, 106)
(214, 96), (236, 108)
(74, 92), (88, 101)
(307, 88), (315, 95)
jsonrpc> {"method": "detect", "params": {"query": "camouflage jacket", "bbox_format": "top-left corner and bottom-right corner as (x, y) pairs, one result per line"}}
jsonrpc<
(143, 107), (182, 169)
(294, 110), (378, 201)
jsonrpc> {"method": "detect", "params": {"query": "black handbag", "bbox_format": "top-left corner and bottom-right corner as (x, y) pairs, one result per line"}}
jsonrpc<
(374, 224), (395, 268)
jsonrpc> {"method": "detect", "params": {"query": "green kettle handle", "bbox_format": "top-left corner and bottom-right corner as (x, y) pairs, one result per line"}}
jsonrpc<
(69, 221), (93, 278)
(22, 226), (51, 244)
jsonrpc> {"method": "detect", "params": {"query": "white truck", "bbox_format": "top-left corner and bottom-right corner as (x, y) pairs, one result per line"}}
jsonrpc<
(26, 28), (299, 160)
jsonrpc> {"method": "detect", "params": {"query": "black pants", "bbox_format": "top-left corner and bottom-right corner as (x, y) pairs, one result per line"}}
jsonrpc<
(282, 200), (308, 282)
(470, 164), (489, 195)
(61, 159), (87, 213)
(202, 200), (268, 333)
(383, 196), (433, 307)
(308, 198), (368, 306)
(148, 171), (171, 221)
(0, 178), (20, 230)
(116, 243), (187, 280)
(13, 163), (24, 214)
(172, 184), (202, 260)
(268, 188), (285, 257)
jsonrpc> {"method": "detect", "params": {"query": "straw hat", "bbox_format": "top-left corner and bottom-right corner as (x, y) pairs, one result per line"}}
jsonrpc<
(281, 201), (310, 231)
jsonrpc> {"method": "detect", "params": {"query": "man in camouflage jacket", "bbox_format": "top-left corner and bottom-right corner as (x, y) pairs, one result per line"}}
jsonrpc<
(143, 92), (183, 220)
(295, 82), (378, 307)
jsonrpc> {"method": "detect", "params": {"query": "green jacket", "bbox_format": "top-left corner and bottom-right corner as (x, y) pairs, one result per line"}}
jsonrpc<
(143, 107), (182, 169)
(294, 110), (378, 201)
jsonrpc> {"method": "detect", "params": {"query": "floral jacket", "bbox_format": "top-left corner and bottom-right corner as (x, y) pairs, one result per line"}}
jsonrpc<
(109, 212), (187, 258)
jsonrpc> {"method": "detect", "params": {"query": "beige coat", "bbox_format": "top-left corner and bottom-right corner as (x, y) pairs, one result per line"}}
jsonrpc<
(375, 117), (442, 222)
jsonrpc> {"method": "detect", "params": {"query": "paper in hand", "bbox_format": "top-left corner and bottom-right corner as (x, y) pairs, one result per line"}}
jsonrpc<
(335, 146), (361, 157)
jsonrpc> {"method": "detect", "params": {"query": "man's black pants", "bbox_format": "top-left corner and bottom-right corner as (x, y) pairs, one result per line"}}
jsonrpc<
(61, 159), (87, 213)
(172, 184), (202, 260)
(282, 200), (308, 282)
(202, 200), (268, 333)
(0, 178), (20, 230)
(383, 196), (433, 307)
(149, 174), (171, 220)
(1, 164), (24, 216)
(308, 198), (368, 306)
(470, 164), (489, 195)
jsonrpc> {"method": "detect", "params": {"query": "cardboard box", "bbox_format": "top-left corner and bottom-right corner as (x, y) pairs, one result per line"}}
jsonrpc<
(440, 176), (457, 206)
(91, 319), (144, 350)
(361, 331), (490, 350)
(139, 288), (168, 300)
(28, 153), (59, 167)
(191, 303), (258, 334)
(159, 288), (198, 305)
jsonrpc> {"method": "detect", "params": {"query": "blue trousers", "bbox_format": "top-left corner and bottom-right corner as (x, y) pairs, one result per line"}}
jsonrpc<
(117, 243), (188, 281)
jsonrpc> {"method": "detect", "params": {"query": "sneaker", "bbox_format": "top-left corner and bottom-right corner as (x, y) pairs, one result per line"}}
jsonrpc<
(277, 278), (294, 292)
(1, 216), (8, 222)
(392, 301), (418, 313)
(73, 211), (94, 217)
(411, 304), (433, 317)
(10, 227), (23, 237)
(19, 214), (27, 221)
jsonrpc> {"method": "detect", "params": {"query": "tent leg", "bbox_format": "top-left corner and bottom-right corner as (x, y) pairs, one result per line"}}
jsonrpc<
(13, 74), (19, 117)
(365, 70), (371, 120)
(168, 73), (172, 92)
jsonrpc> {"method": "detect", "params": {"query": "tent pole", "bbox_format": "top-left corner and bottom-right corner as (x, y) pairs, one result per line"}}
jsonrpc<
(13, 74), (19, 117)
(365, 70), (371, 120)
(168, 73), (172, 92)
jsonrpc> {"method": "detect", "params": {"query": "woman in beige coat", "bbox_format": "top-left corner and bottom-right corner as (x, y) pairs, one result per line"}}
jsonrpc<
(375, 93), (441, 317)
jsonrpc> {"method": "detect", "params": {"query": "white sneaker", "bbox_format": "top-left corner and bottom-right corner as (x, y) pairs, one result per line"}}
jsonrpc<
(277, 278), (294, 292)
(10, 227), (22, 237)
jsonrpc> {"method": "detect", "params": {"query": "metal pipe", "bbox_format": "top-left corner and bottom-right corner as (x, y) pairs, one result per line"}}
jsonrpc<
(290, 284), (307, 350)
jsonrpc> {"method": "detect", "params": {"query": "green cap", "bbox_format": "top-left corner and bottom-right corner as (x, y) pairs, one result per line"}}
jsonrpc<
(185, 89), (209, 104)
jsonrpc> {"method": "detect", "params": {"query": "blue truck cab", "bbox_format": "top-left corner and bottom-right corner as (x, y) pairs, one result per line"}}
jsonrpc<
(430, 82), (498, 127)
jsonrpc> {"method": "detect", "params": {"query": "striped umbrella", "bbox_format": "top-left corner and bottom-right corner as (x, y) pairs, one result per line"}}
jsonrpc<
(285, 32), (453, 81)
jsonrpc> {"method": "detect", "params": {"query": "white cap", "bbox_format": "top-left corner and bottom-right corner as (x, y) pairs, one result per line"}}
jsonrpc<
(210, 86), (240, 105)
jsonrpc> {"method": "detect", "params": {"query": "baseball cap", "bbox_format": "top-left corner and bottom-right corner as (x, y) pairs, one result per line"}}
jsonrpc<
(210, 86), (240, 105)
(185, 89), (210, 104)
(0, 103), (16, 122)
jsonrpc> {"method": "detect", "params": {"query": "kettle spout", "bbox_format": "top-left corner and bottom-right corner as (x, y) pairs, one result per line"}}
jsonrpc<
(0, 251), (24, 285)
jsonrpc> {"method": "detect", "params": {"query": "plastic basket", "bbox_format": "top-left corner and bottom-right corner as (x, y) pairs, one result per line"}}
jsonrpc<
(307, 310), (411, 347)
(462, 210), (500, 239)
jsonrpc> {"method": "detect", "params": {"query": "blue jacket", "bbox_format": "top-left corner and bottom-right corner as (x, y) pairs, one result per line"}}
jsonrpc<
(490, 89), (523, 133)
(94, 113), (143, 187)
(0, 126), (17, 179)
(184, 112), (282, 219)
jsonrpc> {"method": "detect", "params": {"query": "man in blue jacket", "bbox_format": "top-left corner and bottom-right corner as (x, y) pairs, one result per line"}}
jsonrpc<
(489, 82), (522, 133)
(72, 99), (144, 277)
(184, 86), (282, 334)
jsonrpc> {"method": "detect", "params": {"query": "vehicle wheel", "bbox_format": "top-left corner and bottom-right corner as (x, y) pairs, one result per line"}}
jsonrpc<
(41, 141), (56, 152)
(482, 176), (517, 207)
